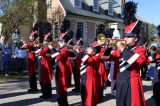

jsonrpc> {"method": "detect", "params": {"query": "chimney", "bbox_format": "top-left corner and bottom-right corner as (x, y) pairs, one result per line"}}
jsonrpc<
(120, 0), (125, 5)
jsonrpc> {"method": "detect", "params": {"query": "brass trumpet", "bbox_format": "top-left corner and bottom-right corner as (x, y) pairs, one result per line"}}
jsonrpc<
(108, 39), (126, 47)
(97, 34), (126, 47)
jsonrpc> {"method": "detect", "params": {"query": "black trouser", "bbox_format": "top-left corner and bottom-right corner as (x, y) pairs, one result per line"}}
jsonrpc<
(4, 60), (11, 74)
(99, 87), (104, 103)
(29, 73), (38, 90)
(68, 75), (71, 87)
(81, 74), (86, 105)
(40, 82), (52, 97)
(57, 92), (69, 106)
(73, 69), (80, 90)
(153, 82), (160, 106)
(116, 78), (131, 106)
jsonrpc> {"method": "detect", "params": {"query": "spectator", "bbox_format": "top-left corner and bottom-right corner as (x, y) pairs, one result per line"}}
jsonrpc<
(15, 42), (27, 75)
(0, 35), (6, 73)
(12, 28), (21, 55)
(0, 48), (3, 73)
(3, 42), (12, 76)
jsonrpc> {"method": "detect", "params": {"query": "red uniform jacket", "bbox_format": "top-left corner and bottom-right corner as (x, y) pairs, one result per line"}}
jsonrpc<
(103, 46), (146, 106)
(51, 46), (72, 95)
(82, 54), (102, 106)
(38, 47), (52, 85)
(22, 44), (36, 76)
(97, 47), (108, 87)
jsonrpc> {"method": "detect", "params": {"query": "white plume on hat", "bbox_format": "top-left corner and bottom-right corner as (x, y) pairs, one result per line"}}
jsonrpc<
(112, 28), (120, 39)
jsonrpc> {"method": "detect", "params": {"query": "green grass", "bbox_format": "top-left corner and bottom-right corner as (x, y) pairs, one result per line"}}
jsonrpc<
(0, 75), (28, 82)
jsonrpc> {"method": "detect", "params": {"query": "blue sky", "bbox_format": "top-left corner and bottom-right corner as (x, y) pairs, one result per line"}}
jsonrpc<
(0, 0), (160, 26)
(118, 0), (160, 26)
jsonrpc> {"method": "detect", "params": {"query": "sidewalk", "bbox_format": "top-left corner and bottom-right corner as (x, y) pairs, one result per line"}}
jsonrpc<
(0, 78), (156, 106)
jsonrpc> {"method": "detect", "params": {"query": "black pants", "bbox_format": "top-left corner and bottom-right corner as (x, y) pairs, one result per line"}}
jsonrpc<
(40, 82), (52, 97)
(153, 82), (160, 106)
(57, 92), (69, 106)
(73, 69), (80, 90)
(29, 73), (38, 90)
(116, 78), (131, 106)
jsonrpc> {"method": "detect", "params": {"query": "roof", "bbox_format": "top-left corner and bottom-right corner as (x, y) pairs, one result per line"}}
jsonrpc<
(60, 0), (123, 23)
(136, 15), (150, 24)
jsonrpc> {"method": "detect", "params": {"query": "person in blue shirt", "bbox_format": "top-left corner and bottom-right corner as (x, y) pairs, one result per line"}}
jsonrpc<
(12, 28), (21, 55)
(3, 42), (12, 76)
(0, 35), (6, 73)
(15, 42), (27, 75)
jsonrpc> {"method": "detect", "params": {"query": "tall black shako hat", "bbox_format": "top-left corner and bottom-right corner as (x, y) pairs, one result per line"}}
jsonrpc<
(66, 31), (74, 45)
(44, 32), (53, 42)
(123, 1), (142, 38)
(30, 21), (41, 41)
(59, 20), (70, 42)
(43, 22), (52, 42)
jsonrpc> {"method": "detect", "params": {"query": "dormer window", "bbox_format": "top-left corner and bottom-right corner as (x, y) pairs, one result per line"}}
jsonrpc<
(108, 2), (113, 15)
(75, 0), (82, 8)
(93, 0), (99, 12)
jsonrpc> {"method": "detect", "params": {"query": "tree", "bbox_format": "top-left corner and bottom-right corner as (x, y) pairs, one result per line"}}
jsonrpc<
(50, 5), (66, 37)
(148, 23), (157, 45)
(0, 0), (36, 38)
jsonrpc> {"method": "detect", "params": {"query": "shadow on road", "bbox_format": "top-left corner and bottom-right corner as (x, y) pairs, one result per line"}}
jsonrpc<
(0, 94), (57, 106)
(0, 91), (38, 99)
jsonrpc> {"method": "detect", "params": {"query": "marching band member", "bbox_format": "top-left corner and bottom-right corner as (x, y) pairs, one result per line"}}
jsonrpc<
(102, 2), (146, 106)
(103, 21), (146, 106)
(22, 28), (38, 93)
(97, 34), (108, 102)
(36, 32), (53, 99)
(65, 31), (74, 88)
(80, 41), (102, 106)
(148, 43), (160, 106)
(71, 32), (84, 92)
(51, 20), (71, 106)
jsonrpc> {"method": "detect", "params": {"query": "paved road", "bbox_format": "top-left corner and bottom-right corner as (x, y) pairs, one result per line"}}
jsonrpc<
(0, 78), (156, 106)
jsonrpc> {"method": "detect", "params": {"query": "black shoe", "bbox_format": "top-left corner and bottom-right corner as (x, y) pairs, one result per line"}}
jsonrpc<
(27, 89), (38, 92)
(40, 95), (52, 99)
(39, 95), (45, 98)
(72, 88), (80, 92)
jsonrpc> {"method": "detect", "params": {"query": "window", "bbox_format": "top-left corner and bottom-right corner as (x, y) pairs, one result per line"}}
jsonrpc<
(77, 22), (84, 38)
(54, 21), (59, 36)
(93, 0), (99, 12)
(47, 0), (52, 10)
(108, 2), (113, 15)
(75, 0), (82, 8)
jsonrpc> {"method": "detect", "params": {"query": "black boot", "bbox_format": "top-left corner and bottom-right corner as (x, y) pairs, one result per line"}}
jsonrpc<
(59, 93), (69, 106)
